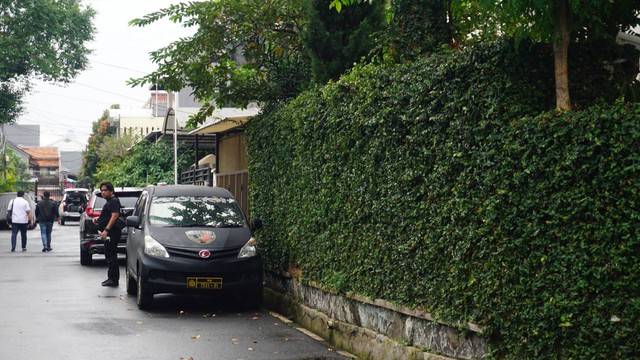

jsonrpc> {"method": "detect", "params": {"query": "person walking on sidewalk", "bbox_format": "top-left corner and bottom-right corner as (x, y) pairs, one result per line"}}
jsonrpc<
(92, 182), (121, 287)
(35, 191), (60, 252)
(9, 190), (35, 252)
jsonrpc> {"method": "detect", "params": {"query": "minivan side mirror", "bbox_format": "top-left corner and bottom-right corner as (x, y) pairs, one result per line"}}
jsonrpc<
(127, 215), (141, 229)
(250, 218), (262, 230)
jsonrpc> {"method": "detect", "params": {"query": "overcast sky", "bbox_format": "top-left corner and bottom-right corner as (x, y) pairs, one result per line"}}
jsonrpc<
(16, 0), (193, 151)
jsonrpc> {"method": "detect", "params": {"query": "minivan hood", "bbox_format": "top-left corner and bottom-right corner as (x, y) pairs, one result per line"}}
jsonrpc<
(147, 226), (252, 249)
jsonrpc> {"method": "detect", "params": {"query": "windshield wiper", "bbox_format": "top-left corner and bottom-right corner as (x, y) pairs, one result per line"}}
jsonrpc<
(170, 223), (204, 227)
(166, 223), (243, 228)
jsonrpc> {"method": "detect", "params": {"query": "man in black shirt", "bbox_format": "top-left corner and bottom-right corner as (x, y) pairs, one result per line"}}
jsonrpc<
(35, 191), (60, 252)
(92, 182), (121, 287)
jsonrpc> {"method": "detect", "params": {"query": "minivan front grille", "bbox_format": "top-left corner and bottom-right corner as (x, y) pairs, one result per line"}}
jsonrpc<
(164, 246), (240, 260)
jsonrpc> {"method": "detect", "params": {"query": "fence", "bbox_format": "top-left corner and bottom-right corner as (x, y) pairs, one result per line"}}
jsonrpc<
(36, 178), (63, 201)
(216, 170), (249, 218)
(180, 168), (250, 218)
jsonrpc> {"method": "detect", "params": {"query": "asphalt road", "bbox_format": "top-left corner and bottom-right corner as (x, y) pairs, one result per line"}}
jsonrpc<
(0, 221), (351, 360)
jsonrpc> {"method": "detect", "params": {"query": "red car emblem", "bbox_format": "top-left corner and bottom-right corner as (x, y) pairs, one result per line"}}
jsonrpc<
(198, 250), (211, 259)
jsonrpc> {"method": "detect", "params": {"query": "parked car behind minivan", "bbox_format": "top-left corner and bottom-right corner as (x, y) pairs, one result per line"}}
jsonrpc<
(125, 184), (263, 310)
(79, 187), (143, 265)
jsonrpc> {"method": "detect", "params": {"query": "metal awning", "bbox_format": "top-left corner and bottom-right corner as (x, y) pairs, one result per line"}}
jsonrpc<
(189, 117), (249, 135)
(188, 107), (260, 135)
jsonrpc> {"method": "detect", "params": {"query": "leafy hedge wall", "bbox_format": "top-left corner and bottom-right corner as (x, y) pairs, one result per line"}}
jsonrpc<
(246, 40), (639, 358)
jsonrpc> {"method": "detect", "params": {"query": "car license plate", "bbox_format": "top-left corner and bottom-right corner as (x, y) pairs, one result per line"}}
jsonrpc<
(187, 277), (222, 289)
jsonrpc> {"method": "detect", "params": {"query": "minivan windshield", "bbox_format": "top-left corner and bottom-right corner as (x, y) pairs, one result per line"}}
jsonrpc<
(148, 196), (245, 227)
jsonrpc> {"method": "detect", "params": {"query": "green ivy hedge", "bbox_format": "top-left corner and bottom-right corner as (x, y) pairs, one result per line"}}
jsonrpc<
(246, 39), (640, 358)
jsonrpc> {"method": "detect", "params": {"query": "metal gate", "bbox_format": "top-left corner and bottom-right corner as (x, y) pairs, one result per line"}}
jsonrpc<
(216, 170), (249, 218)
(35, 178), (64, 202)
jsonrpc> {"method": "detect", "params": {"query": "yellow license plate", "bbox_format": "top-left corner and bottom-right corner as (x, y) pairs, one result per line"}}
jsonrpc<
(187, 277), (223, 289)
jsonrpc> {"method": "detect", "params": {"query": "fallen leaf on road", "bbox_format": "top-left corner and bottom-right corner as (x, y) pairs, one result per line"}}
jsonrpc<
(191, 335), (201, 339)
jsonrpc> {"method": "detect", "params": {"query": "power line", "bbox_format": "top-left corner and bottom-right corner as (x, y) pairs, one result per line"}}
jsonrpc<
(89, 60), (151, 75)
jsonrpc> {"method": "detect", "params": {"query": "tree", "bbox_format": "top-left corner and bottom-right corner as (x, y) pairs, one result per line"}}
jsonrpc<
(330, 0), (453, 61)
(80, 110), (116, 185)
(302, 0), (385, 84)
(0, 146), (30, 191)
(388, 0), (450, 61)
(96, 140), (194, 186)
(98, 133), (138, 163)
(0, 0), (95, 123)
(471, 0), (640, 110)
(128, 0), (310, 128)
(332, 0), (640, 110)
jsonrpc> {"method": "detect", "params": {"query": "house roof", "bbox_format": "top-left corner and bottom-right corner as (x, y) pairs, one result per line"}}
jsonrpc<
(20, 147), (59, 168)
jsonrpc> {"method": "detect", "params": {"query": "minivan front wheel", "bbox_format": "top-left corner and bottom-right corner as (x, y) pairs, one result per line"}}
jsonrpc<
(136, 265), (153, 309)
(125, 265), (136, 295)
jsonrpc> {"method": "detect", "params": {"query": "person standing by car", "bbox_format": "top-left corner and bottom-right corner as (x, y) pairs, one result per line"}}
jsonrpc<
(92, 182), (121, 287)
(9, 190), (35, 252)
(35, 191), (60, 252)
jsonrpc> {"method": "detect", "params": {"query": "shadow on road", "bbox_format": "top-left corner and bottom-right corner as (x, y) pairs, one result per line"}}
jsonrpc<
(136, 293), (258, 315)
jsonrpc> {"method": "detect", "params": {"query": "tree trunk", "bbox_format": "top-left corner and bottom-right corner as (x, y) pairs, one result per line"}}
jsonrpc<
(553, 0), (571, 111)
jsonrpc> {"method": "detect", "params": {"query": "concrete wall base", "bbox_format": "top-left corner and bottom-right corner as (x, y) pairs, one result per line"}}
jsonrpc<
(264, 271), (487, 360)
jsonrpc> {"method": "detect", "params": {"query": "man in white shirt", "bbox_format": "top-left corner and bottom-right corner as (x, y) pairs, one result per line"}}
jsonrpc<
(9, 190), (34, 252)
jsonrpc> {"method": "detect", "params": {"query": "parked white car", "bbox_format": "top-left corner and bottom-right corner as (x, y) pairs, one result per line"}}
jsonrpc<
(58, 188), (89, 225)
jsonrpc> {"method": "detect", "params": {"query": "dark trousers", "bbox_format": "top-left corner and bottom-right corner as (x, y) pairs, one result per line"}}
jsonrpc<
(11, 223), (28, 249)
(105, 231), (121, 281)
(39, 222), (54, 248)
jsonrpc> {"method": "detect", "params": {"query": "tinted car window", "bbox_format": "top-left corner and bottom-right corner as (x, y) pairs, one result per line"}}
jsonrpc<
(148, 196), (244, 227)
(94, 195), (139, 209)
(66, 194), (87, 204)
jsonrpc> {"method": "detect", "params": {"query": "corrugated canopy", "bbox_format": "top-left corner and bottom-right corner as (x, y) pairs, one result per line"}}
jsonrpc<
(188, 117), (249, 135)
(188, 107), (260, 135)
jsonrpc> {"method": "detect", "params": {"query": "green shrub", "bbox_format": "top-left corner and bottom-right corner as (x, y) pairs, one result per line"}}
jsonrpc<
(246, 39), (640, 358)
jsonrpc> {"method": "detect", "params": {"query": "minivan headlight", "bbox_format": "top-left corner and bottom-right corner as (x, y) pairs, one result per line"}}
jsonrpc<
(238, 237), (257, 258)
(144, 235), (169, 258)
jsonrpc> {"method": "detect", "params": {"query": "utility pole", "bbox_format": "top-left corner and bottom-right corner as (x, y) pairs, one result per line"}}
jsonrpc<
(169, 92), (177, 185)
(1, 123), (6, 181)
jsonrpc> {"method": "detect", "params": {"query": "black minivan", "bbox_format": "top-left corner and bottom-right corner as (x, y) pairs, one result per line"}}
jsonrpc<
(125, 184), (263, 310)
